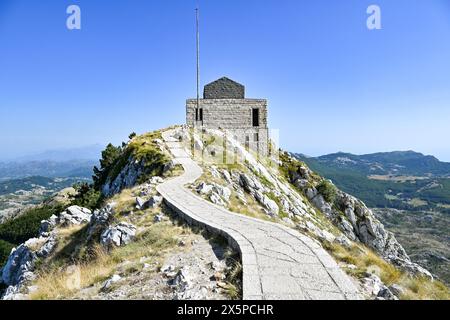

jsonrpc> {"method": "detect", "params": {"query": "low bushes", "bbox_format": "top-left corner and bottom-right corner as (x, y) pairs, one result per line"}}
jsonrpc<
(0, 204), (63, 268)
(317, 180), (337, 203)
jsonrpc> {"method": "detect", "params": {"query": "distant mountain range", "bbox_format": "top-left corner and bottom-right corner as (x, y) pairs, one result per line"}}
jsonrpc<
(13, 144), (104, 162)
(294, 151), (450, 212)
(300, 151), (450, 177)
(0, 145), (104, 181)
(0, 160), (96, 181)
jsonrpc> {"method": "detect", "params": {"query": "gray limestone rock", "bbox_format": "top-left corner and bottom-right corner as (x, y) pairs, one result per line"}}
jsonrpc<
(135, 197), (146, 210)
(212, 185), (231, 202)
(57, 206), (92, 227)
(1, 234), (57, 292)
(101, 274), (122, 292)
(210, 193), (226, 207)
(100, 223), (137, 249)
(197, 182), (213, 195)
(102, 157), (146, 197)
(145, 195), (163, 209)
(1, 243), (36, 287)
(377, 287), (398, 300)
(38, 215), (58, 236)
(388, 284), (405, 297)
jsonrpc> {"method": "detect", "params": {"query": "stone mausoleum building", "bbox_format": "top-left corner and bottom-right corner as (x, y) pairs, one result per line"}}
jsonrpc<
(186, 77), (269, 156)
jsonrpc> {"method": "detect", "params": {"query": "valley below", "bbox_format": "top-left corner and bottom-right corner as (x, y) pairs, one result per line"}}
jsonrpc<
(373, 208), (450, 286)
(0, 176), (90, 223)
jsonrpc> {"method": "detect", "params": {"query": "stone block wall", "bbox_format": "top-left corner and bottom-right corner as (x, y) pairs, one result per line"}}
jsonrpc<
(186, 99), (269, 157)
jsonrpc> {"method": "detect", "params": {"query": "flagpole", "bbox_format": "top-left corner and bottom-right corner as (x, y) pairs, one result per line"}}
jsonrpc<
(195, 6), (200, 125)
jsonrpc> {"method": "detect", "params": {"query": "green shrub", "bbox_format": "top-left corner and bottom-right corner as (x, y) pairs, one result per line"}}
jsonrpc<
(0, 204), (65, 269)
(93, 143), (123, 189)
(0, 205), (63, 246)
(72, 183), (102, 210)
(317, 180), (337, 203)
(128, 132), (137, 140)
(0, 239), (14, 268)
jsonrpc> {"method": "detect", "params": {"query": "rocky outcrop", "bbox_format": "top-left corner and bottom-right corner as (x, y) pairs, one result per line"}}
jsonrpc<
(102, 157), (147, 197)
(86, 203), (116, 242)
(1, 235), (58, 299)
(38, 215), (58, 236)
(1, 204), (96, 299)
(57, 206), (92, 227)
(286, 155), (434, 279)
(195, 182), (232, 208)
(136, 195), (163, 210)
(38, 206), (92, 237)
(361, 274), (398, 300)
(335, 192), (432, 278)
(100, 223), (136, 249)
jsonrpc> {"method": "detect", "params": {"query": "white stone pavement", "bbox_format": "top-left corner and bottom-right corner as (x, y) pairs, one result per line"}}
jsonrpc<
(157, 130), (362, 300)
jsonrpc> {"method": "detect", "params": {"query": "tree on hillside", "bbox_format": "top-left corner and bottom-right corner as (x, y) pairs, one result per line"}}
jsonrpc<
(129, 132), (137, 140)
(93, 143), (122, 189)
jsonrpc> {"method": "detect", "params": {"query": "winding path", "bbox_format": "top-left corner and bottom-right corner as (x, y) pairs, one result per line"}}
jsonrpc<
(157, 130), (361, 300)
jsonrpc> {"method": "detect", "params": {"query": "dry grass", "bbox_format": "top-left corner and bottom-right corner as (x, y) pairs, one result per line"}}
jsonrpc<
(30, 245), (116, 300)
(401, 276), (450, 300)
(228, 193), (272, 222)
(222, 246), (242, 300)
(324, 242), (450, 300)
(109, 188), (135, 214)
(29, 200), (193, 300)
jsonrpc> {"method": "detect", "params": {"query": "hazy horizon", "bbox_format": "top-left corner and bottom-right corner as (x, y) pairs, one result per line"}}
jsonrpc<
(1, 143), (449, 164)
(1, 1), (450, 161)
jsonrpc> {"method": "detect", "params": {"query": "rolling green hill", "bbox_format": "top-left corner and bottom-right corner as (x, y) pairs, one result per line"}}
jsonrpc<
(294, 151), (450, 213)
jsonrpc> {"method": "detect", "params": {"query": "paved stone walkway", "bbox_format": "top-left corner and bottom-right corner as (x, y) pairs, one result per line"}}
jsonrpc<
(157, 130), (362, 300)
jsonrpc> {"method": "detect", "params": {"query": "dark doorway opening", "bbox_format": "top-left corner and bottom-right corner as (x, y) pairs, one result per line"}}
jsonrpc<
(252, 108), (260, 127)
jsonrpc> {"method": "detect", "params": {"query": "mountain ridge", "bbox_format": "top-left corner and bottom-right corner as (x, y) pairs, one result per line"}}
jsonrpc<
(297, 150), (450, 177)
(1, 144), (104, 163)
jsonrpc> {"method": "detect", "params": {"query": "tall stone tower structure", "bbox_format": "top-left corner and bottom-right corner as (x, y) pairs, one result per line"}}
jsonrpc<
(186, 77), (269, 156)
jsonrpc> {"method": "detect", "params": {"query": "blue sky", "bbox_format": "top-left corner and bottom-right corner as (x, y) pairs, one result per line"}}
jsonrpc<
(1, 0), (450, 161)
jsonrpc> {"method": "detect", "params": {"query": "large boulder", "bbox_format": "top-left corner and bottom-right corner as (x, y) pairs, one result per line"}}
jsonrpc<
(86, 204), (115, 241)
(100, 223), (137, 249)
(239, 173), (264, 193)
(210, 193), (226, 207)
(196, 182), (213, 195)
(135, 197), (146, 210)
(57, 206), (92, 227)
(145, 195), (163, 209)
(38, 215), (58, 236)
(212, 185), (231, 202)
(254, 191), (279, 216)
